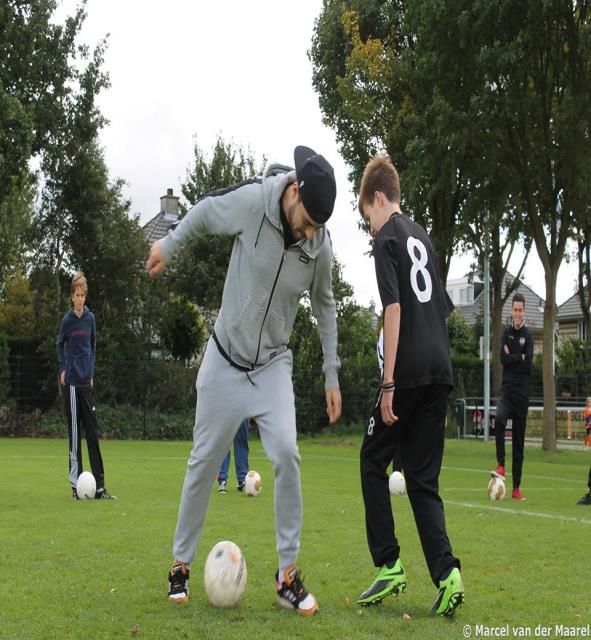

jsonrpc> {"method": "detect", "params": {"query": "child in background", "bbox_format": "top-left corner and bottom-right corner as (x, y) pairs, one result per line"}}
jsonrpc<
(57, 272), (116, 500)
(583, 397), (591, 449)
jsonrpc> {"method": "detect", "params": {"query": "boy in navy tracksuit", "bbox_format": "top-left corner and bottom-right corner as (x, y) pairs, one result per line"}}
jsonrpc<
(57, 272), (116, 500)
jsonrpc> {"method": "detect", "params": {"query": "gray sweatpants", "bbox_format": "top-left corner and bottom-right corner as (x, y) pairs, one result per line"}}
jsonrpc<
(173, 338), (302, 569)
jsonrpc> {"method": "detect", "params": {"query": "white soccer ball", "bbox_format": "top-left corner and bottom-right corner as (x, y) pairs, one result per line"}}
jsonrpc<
(76, 471), (96, 499)
(203, 540), (247, 607)
(388, 471), (406, 496)
(243, 470), (262, 497)
(488, 476), (506, 501)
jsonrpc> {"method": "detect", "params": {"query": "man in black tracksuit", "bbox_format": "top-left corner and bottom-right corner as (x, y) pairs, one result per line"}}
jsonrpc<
(492, 293), (534, 500)
(57, 272), (116, 500)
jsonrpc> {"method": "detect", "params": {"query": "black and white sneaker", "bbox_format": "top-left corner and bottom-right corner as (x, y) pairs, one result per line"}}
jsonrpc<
(168, 562), (190, 603)
(72, 488), (80, 500)
(218, 480), (227, 494)
(95, 488), (117, 500)
(237, 481), (245, 492)
(275, 565), (319, 616)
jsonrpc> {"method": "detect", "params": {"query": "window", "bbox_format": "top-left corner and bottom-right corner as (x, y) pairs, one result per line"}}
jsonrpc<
(578, 321), (589, 341)
(459, 287), (474, 304)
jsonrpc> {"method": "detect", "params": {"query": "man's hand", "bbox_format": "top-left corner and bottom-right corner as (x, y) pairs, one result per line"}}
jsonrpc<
(60, 371), (65, 386)
(146, 240), (167, 278)
(90, 378), (94, 388)
(380, 387), (398, 426)
(325, 388), (341, 424)
(504, 345), (510, 354)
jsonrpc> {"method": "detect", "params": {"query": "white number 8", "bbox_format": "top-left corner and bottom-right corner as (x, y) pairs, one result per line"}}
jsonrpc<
(407, 237), (432, 303)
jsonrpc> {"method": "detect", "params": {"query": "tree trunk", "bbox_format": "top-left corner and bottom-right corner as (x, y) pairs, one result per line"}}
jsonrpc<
(542, 274), (557, 452)
(491, 296), (503, 395)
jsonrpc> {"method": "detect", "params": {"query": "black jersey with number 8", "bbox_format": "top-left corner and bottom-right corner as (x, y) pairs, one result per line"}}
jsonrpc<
(373, 213), (453, 390)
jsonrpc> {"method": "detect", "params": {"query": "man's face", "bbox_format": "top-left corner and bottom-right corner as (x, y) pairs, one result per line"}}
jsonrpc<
(72, 287), (86, 313)
(286, 198), (324, 242)
(512, 301), (525, 327)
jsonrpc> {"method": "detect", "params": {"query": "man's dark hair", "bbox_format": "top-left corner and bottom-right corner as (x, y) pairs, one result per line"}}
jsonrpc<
(512, 293), (525, 308)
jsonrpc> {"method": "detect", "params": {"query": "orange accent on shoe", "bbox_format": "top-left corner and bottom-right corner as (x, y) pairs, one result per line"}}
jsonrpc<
(512, 488), (525, 500)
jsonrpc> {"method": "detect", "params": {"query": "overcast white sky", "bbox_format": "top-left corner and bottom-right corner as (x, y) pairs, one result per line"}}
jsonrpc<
(56, 0), (579, 309)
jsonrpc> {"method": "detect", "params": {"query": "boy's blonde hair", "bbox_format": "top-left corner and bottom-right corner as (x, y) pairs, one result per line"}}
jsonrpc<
(358, 154), (401, 215)
(71, 271), (88, 295)
(586, 396), (591, 404)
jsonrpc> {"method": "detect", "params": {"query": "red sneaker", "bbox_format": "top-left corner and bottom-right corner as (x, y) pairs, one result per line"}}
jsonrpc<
(512, 488), (525, 501)
(491, 464), (505, 480)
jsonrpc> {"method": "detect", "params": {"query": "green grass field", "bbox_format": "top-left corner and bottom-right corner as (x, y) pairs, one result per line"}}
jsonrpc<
(1, 436), (590, 640)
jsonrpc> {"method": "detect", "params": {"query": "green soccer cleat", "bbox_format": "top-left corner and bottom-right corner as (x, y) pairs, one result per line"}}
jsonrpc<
(357, 559), (407, 606)
(432, 567), (464, 616)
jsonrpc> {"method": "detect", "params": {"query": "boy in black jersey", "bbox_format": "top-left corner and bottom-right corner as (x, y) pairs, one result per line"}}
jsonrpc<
(491, 293), (533, 500)
(356, 155), (463, 616)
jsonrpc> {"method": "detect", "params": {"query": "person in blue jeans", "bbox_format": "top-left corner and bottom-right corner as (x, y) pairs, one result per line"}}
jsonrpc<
(218, 418), (251, 493)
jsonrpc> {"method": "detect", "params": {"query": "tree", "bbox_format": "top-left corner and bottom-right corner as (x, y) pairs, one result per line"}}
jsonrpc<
(168, 136), (264, 311)
(474, 1), (591, 451)
(159, 298), (206, 363)
(291, 257), (379, 429)
(312, 0), (591, 450)
(0, 1), (95, 280)
(448, 311), (478, 363)
(0, 268), (35, 337)
(0, 174), (35, 286)
(310, 1), (480, 281)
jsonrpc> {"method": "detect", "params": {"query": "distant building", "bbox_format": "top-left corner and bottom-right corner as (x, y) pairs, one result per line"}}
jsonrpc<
(142, 188), (180, 244)
(557, 293), (589, 342)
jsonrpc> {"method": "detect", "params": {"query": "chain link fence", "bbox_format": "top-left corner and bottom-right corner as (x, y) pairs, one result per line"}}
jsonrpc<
(1, 353), (589, 439)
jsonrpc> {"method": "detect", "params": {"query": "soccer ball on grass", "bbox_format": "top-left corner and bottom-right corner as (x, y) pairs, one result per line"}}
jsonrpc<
(243, 470), (262, 497)
(204, 540), (247, 607)
(487, 476), (506, 501)
(76, 471), (96, 499)
(388, 470), (406, 496)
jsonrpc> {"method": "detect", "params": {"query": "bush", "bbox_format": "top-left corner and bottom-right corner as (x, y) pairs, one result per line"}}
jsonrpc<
(0, 333), (9, 402)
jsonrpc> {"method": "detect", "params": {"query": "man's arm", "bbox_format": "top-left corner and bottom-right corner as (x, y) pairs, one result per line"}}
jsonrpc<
(500, 328), (522, 366)
(380, 302), (400, 426)
(148, 180), (261, 277)
(310, 237), (341, 424)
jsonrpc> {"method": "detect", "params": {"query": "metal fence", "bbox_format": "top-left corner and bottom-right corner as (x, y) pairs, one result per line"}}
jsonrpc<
(1, 354), (589, 439)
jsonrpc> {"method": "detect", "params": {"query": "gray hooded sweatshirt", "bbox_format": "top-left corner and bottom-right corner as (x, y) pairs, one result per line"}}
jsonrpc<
(159, 163), (340, 389)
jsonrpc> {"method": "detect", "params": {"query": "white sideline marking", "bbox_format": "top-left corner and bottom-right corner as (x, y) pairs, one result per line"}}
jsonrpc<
(445, 499), (591, 525)
(0, 453), (585, 487)
(441, 465), (583, 485)
(442, 487), (580, 492)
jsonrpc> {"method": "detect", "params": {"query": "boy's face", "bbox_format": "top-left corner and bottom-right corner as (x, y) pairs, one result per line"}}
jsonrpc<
(361, 199), (385, 237)
(71, 287), (86, 314)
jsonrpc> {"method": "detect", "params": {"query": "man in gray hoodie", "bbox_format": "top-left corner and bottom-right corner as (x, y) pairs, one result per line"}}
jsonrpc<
(147, 145), (341, 615)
